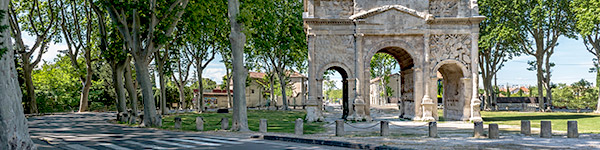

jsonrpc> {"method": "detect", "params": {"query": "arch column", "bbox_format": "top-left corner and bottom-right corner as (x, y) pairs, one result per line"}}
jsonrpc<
(421, 33), (435, 121)
(306, 34), (324, 122)
(470, 29), (482, 121)
(350, 32), (369, 121)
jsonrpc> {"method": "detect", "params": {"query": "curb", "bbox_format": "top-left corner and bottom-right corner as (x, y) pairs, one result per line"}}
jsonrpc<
(259, 135), (412, 150)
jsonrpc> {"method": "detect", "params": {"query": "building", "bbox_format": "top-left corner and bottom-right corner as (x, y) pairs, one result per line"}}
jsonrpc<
(195, 71), (307, 108)
(369, 73), (401, 106)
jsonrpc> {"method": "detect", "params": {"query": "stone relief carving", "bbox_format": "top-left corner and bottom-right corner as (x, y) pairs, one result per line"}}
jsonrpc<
(429, 34), (472, 71)
(316, 0), (353, 18)
(429, 0), (458, 17)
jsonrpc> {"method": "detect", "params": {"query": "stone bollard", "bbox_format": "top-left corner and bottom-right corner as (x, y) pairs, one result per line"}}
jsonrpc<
(294, 118), (303, 135)
(521, 120), (531, 136)
(380, 121), (389, 136)
(196, 117), (204, 131)
(568, 121), (578, 138)
(221, 118), (229, 130)
(174, 117), (182, 129)
(540, 121), (552, 138)
(260, 119), (268, 133)
(335, 120), (344, 136)
(157, 115), (163, 127)
(473, 121), (484, 138)
(489, 124), (499, 139)
(429, 122), (438, 138)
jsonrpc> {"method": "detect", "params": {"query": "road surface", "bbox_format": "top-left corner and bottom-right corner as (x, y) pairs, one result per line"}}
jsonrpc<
(28, 112), (347, 150)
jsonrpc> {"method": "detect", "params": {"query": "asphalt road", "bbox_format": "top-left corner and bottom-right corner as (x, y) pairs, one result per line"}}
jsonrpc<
(27, 112), (348, 150)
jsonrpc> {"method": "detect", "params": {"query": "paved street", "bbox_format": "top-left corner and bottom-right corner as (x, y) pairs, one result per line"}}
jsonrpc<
(27, 112), (347, 150)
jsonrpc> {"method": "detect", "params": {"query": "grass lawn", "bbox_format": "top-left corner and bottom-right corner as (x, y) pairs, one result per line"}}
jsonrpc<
(481, 111), (600, 133)
(160, 110), (326, 134)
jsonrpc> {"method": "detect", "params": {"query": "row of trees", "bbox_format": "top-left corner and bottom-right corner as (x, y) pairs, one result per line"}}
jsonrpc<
(2, 0), (306, 139)
(478, 0), (600, 112)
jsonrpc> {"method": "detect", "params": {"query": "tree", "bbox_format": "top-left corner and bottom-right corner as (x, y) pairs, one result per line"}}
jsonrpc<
(104, 0), (189, 127)
(8, 0), (57, 114)
(509, 0), (575, 111)
(242, 0), (307, 110)
(572, 0), (600, 113)
(171, 36), (193, 111)
(181, 0), (227, 112)
(0, 3), (36, 148)
(478, 0), (520, 110)
(228, 0), (249, 131)
(370, 53), (398, 105)
(91, 1), (130, 116)
(56, 0), (98, 112)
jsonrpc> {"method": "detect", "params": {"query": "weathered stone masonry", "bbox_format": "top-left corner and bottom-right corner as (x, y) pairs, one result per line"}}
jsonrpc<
(304, 0), (484, 122)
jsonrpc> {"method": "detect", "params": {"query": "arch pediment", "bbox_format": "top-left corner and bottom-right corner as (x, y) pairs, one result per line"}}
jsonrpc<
(349, 5), (434, 21)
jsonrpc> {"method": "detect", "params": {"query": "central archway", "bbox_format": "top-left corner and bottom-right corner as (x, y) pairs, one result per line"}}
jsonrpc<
(367, 46), (417, 119)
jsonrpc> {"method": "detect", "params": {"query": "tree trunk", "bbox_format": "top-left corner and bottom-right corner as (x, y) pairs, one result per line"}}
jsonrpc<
(111, 62), (127, 113)
(22, 64), (37, 114)
(544, 53), (553, 110)
(597, 64), (600, 113)
(156, 52), (168, 115)
(197, 67), (205, 112)
(0, 1), (36, 146)
(278, 72), (289, 110)
(228, 0), (249, 132)
(535, 55), (545, 112)
(493, 74), (498, 110)
(177, 83), (186, 111)
(269, 75), (275, 109)
(124, 61), (139, 118)
(132, 56), (160, 127)
(226, 71), (232, 108)
(78, 51), (93, 112)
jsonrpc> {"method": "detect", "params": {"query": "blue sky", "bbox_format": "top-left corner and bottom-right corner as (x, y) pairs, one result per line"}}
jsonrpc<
(29, 34), (597, 87)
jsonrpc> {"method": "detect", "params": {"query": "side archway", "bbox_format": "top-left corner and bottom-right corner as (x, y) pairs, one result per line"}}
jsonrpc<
(316, 61), (355, 120)
(433, 60), (471, 121)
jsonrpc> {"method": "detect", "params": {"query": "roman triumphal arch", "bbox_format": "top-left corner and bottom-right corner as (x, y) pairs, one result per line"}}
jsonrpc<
(304, 0), (484, 122)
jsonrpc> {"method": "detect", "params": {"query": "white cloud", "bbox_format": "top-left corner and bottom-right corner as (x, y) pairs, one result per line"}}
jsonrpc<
(202, 67), (226, 84)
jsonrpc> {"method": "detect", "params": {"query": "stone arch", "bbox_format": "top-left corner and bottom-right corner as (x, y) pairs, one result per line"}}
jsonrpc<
(317, 61), (355, 81)
(364, 39), (419, 66)
(434, 60), (471, 121)
(363, 40), (420, 119)
(432, 60), (470, 78)
(316, 61), (355, 120)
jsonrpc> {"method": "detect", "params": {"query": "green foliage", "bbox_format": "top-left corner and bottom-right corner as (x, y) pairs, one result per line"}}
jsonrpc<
(553, 79), (598, 110)
(32, 56), (82, 112)
(242, 0), (307, 77)
(571, 0), (600, 37)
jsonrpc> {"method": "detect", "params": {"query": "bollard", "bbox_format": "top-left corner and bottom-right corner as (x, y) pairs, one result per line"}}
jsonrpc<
(567, 121), (578, 138)
(295, 118), (303, 135)
(221, 118), (229, 130)
(473, 121), (484, 138)
(429, 122), (438, 138)
(489, 124), (499, 139)
(540, 121), (552, 138)
(380, 121), (389, 136)
(196, 117), (204, 131)
(157, 115), (163, 127)
(260, 119), (268, 133)
(335, 120), (345, 136)
(521, 120), (531, 136)
(121, 112), (129, 123)
(174, 117), (182, 129)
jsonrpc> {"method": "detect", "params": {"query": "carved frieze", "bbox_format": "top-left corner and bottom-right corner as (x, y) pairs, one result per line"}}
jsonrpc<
(429, 34), (472, 70)
(429, 0), (458, 17)
(315, 0), (353, 18)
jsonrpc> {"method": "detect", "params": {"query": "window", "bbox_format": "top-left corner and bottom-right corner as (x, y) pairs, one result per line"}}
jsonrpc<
(252, 89), (255, 94)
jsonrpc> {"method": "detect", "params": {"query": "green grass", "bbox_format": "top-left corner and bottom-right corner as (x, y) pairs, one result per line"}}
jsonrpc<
(437, 109), (600, 133)
(481, 111), (600, 133)
(160, 110), (326, 134)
